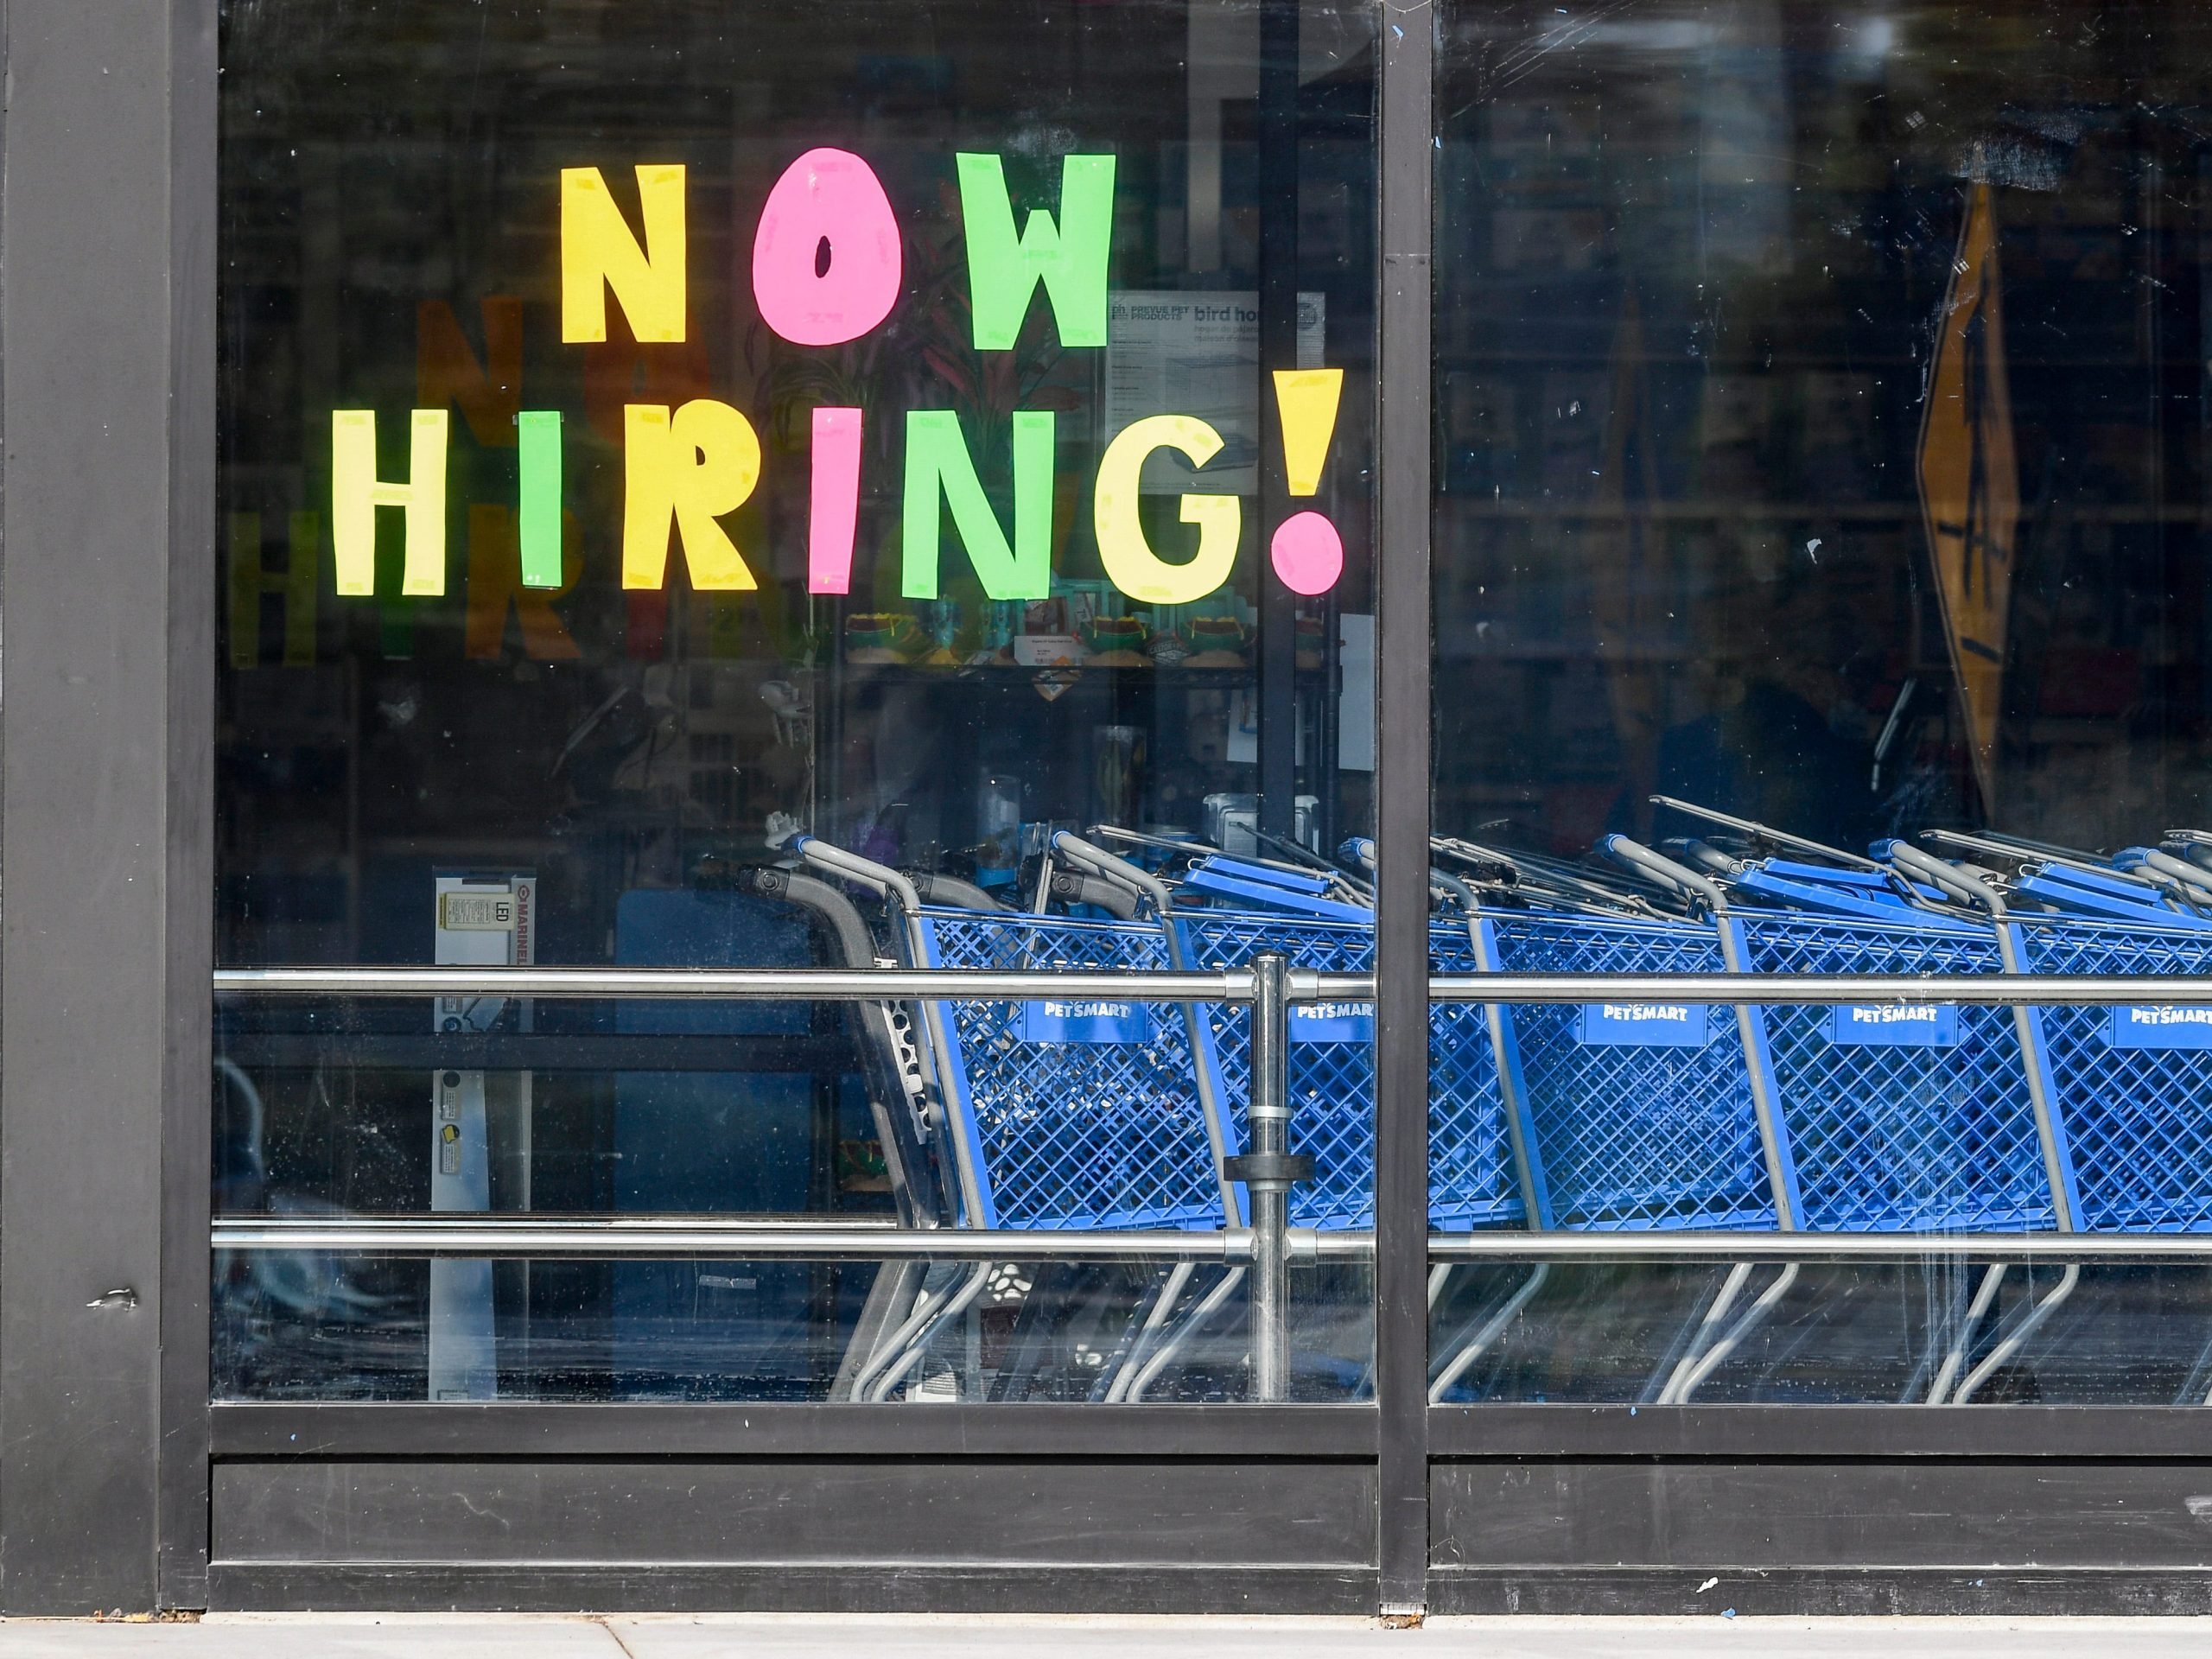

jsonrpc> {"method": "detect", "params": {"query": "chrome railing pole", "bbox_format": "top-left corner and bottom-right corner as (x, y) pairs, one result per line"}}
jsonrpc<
(216, 965), (2212, 1007)
(1250, 952), (1291, 1402)
(1224, 953), (1313, 1402)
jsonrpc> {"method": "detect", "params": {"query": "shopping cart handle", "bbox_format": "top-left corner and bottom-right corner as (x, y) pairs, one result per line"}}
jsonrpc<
(1600, 834), (1730, 913)
(1052, 830), (1173, 916)
(1884, 839), (2008, 918)
(792, 835), (925, 918)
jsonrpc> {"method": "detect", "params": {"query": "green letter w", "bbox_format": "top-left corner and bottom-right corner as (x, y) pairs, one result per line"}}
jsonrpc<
(954, 153), (1116, 350)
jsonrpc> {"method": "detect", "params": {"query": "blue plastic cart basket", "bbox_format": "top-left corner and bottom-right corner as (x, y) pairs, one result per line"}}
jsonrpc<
(1479, 894), (1788, 1231)
(1177, 899), (1530, 1231)
(1729, 887), (2060, 1233)
(2009, 908), (2212, 1233)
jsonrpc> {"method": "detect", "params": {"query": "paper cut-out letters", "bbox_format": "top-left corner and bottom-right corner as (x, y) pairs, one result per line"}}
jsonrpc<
(333, 409), (450, 596)
(622, 401), (762, 590)
(563, 165), (687, 344)
(902, 410), (1055, 600)
(956, 153), (1115, 350)
(1271, 368), (1343, 497)
(516, 411), (564, 588)
(1093, 416), (1240, 605)
(1269, 511), (1343, 596)
(809, 408), (864, 594)
(754, 149), (902, 346)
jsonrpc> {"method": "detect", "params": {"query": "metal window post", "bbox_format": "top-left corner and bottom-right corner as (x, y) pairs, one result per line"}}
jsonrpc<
(1225, 952), (1310, 1402)
(1374, 0), (1437, 1617)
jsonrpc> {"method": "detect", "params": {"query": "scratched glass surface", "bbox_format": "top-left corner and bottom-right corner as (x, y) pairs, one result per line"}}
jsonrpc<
(1428, 0), (2212, 1399)
(213, 0), (1377, 1401)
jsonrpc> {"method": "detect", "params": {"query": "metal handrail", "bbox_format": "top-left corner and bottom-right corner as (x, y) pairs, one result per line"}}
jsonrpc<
(213, 957), (2212, 1399)
(1423, 1233), (2212, 1261)
(214, 965), (1262, 1001)
(209, 1217), (2212, 1261)
(1421, 974), (2212, 1005)
(210, 1216), (1352, 1262)
(216, 966), (2212, 1006)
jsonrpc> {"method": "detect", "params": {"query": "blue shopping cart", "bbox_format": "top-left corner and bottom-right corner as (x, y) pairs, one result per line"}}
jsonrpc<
(1488, 836), (1796, 1235)
(1615, 811), (2082, 1402)
(794, 836), (1237, 1402)
(1910, 834), (2212, 1235)
(1163, 833), (1550, 1399)
(1646, 803), (2066, 1237)
(1169, 848), (1534, 1235)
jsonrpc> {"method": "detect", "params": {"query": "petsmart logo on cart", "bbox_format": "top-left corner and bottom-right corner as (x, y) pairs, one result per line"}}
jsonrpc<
(1020, 998), (1149, 1045)
(2109, 1005), (2212, 1050)
(1577, 1002), (1711, 1047)
(1290, 1000), (1374, 1045)
(1830, 1002), (1960, 1047)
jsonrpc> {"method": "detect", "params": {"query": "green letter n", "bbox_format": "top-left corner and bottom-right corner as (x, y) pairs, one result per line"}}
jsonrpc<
(955, 153), (1116, 350)
(902, 410), (1055, 601)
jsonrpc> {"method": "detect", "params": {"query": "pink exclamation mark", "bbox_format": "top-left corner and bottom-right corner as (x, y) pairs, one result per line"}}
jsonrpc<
(1269, 369), (1345, 596)
(808, 406), (863, 594)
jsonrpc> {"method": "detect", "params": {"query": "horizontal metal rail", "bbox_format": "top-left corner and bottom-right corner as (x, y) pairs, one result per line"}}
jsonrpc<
(212, 1217), (2212, 1262)
(1425, 1232), (2212, 1262)
(216, 966), (2212, 1007)
(216, 1032), (861, 1074)
(1419, 974), (2212, 1006)
(210, 1216), (1357, 1262)
(214, 966), (1260, 1001)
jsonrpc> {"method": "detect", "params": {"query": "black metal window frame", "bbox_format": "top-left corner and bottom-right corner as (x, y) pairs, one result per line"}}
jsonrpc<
(6, 0), (2212, 1621)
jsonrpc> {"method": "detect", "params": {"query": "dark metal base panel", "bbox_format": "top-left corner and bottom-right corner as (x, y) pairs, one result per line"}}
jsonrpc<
(208, 1563), (1380, 1615)
(1428, 1569), (2212, 1618)
(1433, 1459), (2212, 1615)
(210, 1457), (1378, 1613)
(1434, 1459), (2212, 1567)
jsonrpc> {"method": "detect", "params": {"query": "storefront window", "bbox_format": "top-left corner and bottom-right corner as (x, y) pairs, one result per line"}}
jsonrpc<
(1432, 0), (2212, 1402)
(215, 0), (1376, 1401)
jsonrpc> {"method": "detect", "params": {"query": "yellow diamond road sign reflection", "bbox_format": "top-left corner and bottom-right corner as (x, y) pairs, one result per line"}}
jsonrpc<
(1917, 180), (2018, 816)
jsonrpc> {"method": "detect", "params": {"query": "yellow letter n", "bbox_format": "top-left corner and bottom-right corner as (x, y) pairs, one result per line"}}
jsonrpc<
(562, 165), (687, 343)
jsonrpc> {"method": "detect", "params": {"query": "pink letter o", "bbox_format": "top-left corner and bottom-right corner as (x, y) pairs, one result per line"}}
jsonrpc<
(753, 148), (902, 346)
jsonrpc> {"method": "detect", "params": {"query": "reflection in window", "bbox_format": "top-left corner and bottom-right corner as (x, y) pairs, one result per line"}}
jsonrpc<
(1430, 0), (2212, 1402)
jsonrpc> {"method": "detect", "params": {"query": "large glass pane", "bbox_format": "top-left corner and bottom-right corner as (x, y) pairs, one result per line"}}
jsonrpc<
(1432, 0), (2212, 1402)
(217, 0), (1376, 1401)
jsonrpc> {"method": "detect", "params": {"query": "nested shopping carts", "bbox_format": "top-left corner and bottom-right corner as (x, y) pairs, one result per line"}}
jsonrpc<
(1908, 830), (2212, 1235)
(799, 834), (1233, 1235)
(798, 802), (2212, 1405)
(1478, 839), (1793, 1233)
(1168, 849), (1532, 1233)
(1578, 809), (2073, 1239)
(795, 834), (1239, 1402)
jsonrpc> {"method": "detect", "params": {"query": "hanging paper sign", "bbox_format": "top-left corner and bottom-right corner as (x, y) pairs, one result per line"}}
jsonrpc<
(1576, 1002), (1711, 1047)
(1104, 290), (1324, 494)
(1917, 178), (2018, 814)
(1020, 997), (1151, 1045)
(2107, 1006), (2212, 1049)
(1290, 1000), (1374, 1045)
(1828, 1004), (1960, 1047)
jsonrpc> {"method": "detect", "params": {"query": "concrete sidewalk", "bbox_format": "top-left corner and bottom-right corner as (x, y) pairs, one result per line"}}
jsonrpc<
(4, 1616), (2212, 1656)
